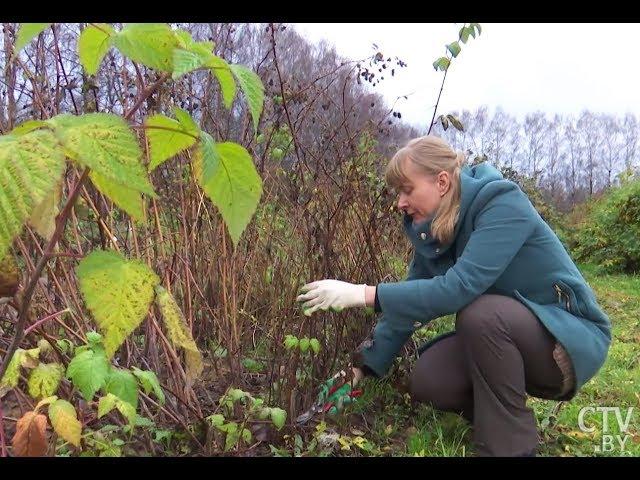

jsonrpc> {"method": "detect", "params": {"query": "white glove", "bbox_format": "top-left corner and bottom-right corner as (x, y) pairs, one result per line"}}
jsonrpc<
(296, 280), (367, 316)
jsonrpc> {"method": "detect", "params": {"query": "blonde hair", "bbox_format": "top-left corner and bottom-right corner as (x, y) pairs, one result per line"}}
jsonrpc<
(385, 135), (466, 245)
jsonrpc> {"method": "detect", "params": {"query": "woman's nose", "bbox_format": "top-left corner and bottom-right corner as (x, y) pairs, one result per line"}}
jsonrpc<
(397, 194), (408, 211)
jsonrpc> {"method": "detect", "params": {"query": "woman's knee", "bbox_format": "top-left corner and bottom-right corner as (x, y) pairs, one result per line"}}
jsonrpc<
(409, 335), (471, 410)
(409, 366), (439, 404)
(455, 295), (508, 339)
(410, 367), (470, 412)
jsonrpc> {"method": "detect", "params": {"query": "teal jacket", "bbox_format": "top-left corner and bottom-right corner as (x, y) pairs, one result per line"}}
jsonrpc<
(359, 163), (611, 394)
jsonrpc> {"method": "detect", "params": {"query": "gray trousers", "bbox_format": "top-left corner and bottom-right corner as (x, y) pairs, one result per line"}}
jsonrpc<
(410, 294), (576, 457)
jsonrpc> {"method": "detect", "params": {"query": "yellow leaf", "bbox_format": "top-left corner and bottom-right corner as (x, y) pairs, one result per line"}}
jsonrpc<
(29, 179), (62, 241)
(20, 347), (40, 369)
(337, 436), (352, 451)
(0, 349), (25, 389)
(27, 363), (64, 399)
(34, 395), (58, 413)
(76, 250), (159, 358)
(352, 436), (367, 449)
(155, 285), (203, 386)
(48, 399), (82, 447)
(315, 421), (327, 434)
(0, 130), (66, 262)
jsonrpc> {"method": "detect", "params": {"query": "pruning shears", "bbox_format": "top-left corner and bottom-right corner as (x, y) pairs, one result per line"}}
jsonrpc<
(295, 370), (363, 425)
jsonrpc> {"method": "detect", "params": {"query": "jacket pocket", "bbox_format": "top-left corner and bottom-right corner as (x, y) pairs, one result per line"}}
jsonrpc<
(553, 280), (584, 317)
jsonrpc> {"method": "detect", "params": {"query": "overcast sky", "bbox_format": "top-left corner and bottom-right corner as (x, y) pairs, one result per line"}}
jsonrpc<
(292, 23), (640, 131)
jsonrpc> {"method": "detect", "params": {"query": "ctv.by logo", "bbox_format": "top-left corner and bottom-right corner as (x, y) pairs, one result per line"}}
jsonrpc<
(578, 406), (635, 453)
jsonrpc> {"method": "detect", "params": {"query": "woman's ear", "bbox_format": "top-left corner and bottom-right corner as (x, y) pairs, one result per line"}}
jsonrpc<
(438, 171), (451, 197)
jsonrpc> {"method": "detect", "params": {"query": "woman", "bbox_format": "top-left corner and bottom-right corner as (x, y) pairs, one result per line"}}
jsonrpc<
(296, 135), (611, 457)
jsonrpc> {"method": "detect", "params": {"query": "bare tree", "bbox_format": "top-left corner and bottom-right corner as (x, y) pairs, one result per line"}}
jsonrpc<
(564, 115), (586, 204)
(522, 111), (548, 183)
(601, 114), (622, 188)
(620, 113), (638, 176)
(577, 110), (604, 197)
(542, 114), (565, 202)
(485, 107), (511, 168)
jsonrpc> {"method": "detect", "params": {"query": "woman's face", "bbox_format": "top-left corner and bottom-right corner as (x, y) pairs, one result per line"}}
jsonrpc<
(395, 159), (451, 224)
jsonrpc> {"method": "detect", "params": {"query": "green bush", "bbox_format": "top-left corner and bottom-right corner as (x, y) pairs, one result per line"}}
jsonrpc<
(568, 179), (640, 274)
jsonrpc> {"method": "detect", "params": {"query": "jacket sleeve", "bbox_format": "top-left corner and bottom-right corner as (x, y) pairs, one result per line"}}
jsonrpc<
(354, 251), (430, 377)
(357, 189), (536, 378)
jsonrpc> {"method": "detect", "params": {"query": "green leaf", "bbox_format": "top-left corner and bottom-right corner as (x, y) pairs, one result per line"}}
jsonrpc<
(89, 171), (145, 223)
(471, 23), (482, 36)
(154, 285), (203, 385)
(76, 249), (160, 358)
(284, 335), (298, 350)
(48, 113), (156, 197)
(271, 147), (283, 161)
(446, 41), (461, 58)
(298, 337), (310, 353)
(15, 23), (50, 53)
(194, 141), (263, 248)
(229, 64), (264, 133)
(173, 107), (199, 134)
(86, 331), (103, 347)
(0, 130), (66, 262)
(174, 30), (195, 48)
(104, 368), (139, 410)
(208, 56), (236, 110)
(49, 399), (82, 447)
(27, 363), (64, 399)
(207, 413), (225, 427)
(220, 421), (238, 434)
(56, 339), (74, 355)
(172, 30), (215, 78)
(258, 407), (271, 420)
(432, 57), (450, 71)
(228, 388), (247, 402)
(223, 422), (239, 451)
(98, 393), (136, 426)
(309, 338), (320, 354)
(10, 120), (49, 136)
(242, 428), (252, 443)
(145, 114), (198, 172)
(459, 26), (470, 44)
(196, 132), (221, 185)
(66, 349), (110, 401)
(134, 415), (154, 428)
(78, 24), (115, 75)
(113, 23), (179, 72)
(241, 357), (264, 373)
(172, 43), (214, 80)
(270, 407), (287, 430)
(131, 367), (165, 405)
(97, 393), (118, 417)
